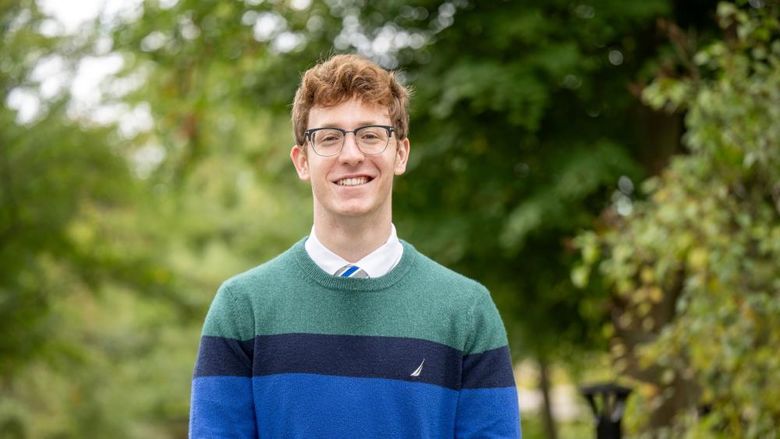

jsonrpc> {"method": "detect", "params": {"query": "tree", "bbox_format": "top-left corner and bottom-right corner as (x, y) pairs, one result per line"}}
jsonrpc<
(576, 1), (780, 435)
(1, 0), (129, 379)
(1, 1), (201, 436)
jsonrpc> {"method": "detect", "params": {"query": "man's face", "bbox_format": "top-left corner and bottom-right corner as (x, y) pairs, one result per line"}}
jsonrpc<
(290, 98), (410, 222)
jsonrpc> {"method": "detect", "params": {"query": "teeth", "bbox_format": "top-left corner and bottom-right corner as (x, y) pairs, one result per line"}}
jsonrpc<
(337, 177), (369, 186)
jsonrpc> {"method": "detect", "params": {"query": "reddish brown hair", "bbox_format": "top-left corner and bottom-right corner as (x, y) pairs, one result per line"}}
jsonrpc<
(292, 54), (410, 146)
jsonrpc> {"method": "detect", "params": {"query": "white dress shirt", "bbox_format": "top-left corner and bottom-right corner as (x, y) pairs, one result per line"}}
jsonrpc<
(304, 224), (404, 278)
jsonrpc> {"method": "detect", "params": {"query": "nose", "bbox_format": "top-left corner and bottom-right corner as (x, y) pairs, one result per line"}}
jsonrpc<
(338, 132), (365, 164)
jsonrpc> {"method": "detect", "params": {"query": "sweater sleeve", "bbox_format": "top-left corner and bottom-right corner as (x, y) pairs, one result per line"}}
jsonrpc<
(455, 286), (522, 438)
(189, 282), (257, 439)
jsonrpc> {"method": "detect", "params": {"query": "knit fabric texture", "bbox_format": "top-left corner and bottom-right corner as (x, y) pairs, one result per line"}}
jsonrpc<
(190, 238), (521, 438)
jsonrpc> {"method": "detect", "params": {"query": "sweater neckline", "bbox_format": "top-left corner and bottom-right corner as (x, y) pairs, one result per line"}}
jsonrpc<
(291, 237), (417, 292)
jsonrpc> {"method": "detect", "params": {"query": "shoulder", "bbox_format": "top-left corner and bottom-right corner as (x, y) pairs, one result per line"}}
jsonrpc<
(403, 242), (496, 326)
(405, 242), (490, 301)
(218, 240), (301, 299)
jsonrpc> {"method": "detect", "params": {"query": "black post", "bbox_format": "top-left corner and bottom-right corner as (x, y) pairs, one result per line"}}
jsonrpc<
(580, 382), (632, 439)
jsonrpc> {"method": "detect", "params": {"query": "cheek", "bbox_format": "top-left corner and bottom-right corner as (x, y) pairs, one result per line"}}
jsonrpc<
(310, 162), (334, 186)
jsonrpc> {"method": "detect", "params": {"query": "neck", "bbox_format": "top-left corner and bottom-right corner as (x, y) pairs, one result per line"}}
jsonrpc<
(313, 212), (393, 263)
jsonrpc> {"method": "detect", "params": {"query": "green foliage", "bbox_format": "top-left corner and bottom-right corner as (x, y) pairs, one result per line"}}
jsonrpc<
(1, 0), (127, 376)
(577, 1), (780, 436)
(393, 0), (680, 362)
(0, 2), (197, 436)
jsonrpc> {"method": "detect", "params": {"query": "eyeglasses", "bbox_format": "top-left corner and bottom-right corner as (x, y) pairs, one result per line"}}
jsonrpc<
(304, 125), (395, 157)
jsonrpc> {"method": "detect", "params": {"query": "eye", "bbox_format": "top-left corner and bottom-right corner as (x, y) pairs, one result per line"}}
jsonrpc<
(315, 130), (343, 144)
(358, 128), (386, 142)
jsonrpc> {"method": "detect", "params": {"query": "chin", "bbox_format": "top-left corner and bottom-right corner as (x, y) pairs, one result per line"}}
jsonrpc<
(316, 196), (390, 220)
(335, 206), (376, 218)
(330, 199), (385, 219)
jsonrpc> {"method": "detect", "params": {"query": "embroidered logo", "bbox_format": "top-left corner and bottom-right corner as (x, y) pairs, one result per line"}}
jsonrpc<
(410, 359), (425, 377)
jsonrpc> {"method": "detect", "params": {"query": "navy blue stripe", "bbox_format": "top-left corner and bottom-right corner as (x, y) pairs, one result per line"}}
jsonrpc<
(252, 333), (462, 389)
(461, 346), (515, 388)
(195, 334), (513, 389)
(194, 336), (254, 377)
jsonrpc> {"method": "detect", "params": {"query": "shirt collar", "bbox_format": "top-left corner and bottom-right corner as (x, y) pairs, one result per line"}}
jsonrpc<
(304, 224), (404, 278)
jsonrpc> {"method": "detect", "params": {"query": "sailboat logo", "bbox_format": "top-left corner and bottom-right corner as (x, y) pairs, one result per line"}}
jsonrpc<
(410, 359), (425, 377)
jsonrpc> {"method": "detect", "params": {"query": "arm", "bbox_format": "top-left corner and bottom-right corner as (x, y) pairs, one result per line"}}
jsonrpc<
(190, 282), (257, 438)
(455, 288), (522, 438)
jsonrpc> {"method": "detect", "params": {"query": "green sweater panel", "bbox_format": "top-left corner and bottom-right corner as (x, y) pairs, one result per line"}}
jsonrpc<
(202, 238), (508, 355)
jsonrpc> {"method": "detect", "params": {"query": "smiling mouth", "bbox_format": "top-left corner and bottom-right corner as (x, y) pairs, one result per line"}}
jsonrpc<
(335, 176), (372, 186)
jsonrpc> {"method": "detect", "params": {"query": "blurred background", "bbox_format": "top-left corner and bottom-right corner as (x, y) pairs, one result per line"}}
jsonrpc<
(2, 0), (779, 437)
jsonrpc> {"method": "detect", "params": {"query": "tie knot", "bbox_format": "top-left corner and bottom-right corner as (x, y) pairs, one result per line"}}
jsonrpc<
(335, 265), (369, 278)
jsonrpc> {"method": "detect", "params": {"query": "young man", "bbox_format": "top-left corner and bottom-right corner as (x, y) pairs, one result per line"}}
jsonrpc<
(190, 54), (521, 438)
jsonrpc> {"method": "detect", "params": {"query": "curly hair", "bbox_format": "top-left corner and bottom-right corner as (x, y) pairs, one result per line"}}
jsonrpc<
(291, 54), (410, 146)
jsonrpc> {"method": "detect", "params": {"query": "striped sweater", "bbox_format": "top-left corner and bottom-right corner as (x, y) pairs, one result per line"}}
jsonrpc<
(190, 238), (521, 438)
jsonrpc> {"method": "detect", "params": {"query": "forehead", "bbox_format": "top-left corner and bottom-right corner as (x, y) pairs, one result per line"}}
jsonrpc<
(307, 98), (391, 129)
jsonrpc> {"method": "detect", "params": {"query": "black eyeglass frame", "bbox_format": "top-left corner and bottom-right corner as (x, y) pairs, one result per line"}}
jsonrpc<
(303, 125), (395, 157)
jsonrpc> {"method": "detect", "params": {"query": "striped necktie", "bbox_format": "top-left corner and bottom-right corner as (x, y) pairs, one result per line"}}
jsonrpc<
(335, 264), (369, 279)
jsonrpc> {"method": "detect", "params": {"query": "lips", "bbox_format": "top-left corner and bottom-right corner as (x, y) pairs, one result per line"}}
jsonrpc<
(334, 176), (373, 186)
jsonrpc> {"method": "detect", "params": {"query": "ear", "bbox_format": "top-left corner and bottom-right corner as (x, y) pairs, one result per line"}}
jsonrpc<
(290, 144), (310, 181)
(394, 137), (410, 175)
